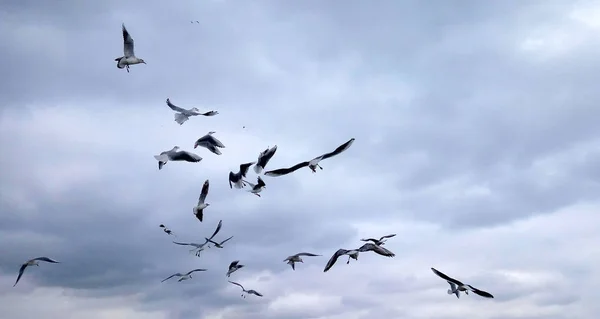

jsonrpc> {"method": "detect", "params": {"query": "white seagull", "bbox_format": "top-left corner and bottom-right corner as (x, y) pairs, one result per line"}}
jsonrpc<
(194, 131), (226, 155)
(161, 268), (207, 283)
(360, 234), (396, 246)
(173, 220), (223, 256)
(159, 224), (176, 236)
(154, 146), (202, 170)
(166, 98), (218, 125)
(193, 179), (210, 222)
(431, 267), (494, 299)
(254, 145), (278, 174)
(264, 138), (355, 177)
(228, 162), (255, 189)
(283, 252), (321, 270)
(323, 248), (359, 272)
(228, 280), (263, 298)
(115, 23), (146, 73)
(226, 260), (244, 277)
(14, 256), (60, 287)
(242, 176), (266, 197)
(206, 235), (233, 248)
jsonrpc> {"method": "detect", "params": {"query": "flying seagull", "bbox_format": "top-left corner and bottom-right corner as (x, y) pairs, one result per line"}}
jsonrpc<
(154, 146), (202, 170)
(14, 257), (60, 287)
(360, 234), (397, 246)
(242, 176), (266, 197)
(228, 280), (263, 298)
(254, 145), (277, 174)
(264, 138), (355, 177)
(194, 131), (226, 155)
(431, 267), (494, 299)
(206, 235), (233, 248)
(226, 260), (244, 277)
(357, 243), (396, 257)
(165, 98), (218, 125)
(115, 23), (146, 73)
(229, 162), (255, 189)
(323, 249), (359, 272)
(173, 220), (223, 256)
(161, 268), (207, 283)
(193, 179), (210, 222)
(283, 252), (321, 270)
(159, 224), (176, 236)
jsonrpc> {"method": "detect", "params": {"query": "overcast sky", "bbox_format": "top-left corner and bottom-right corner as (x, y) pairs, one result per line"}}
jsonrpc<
(1, 0), (599, 318)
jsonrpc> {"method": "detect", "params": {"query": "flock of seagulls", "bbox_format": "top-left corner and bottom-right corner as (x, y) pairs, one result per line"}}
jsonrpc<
(11, 22), (495, 304)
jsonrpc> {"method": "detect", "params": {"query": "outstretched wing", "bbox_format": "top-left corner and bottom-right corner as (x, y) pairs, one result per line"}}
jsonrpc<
(228, 280), (244, 290)
(239, 162), (256, 177)
(467, 285), (494, 298)
(172, 241), (192, 246)
(229, 260), (239, 268)
(122, 23), (135, 57)
(358, 243), (395, 257)
(166, 98), (187, 113)
(208, 135), (226, 148)
(379, 234), (396, 240)
(323, 249), (349, 272)
(32, 257), (59, 263)
(320, 137), (355, 160)
(228, 172), (235, 189)
(248, 290), (263, 297)
(219, 236), (234, 245)
(170, 151), (202, 162)
(431, 267), (464, 286)
(161, 273), (182, 282)
(256, 176), (266, 187)
(208, 220), (223, 241)
(295, 252), (321, 257)
(264, 161), (309, 177)
(13, 264), (28, 287)
(360, 238), (378, 243)
(198, 179), (209, 204)
(186, 268), (208, 276)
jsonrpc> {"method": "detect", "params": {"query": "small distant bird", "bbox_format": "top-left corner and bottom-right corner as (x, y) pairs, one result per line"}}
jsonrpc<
(254, 145), (277, 174)
(166, 98), (218, 125)
(161, 268), (207, 282)
(14, 257), (60, 287)
(264, 138), (355, 177)
(431, 267), (494, 299)
(173, 220), (223, 256)
(206, 235), (233, 248)
(159, 224), (176, 236)
(115, 23), (146, 73)
(154, 146), (202, 170)
(229, 162), (255, 189)
(226, 260), (244, 277)
(323, 249), (359, 272)
(193, 180), (210, 222)
(242, 176), (266, 197)
(194, 131), (226, 155)
(283, 252), (321, 270)
(191, 20), (200, 23)
(228, 280), (263, 298)
(360, 234), (396, 246)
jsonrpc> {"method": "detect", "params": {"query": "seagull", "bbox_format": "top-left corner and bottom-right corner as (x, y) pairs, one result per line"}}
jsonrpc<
(205, 235), (233, 248)
(115, 23), (146, 73)
(229, 162), (255, 189)
(226, 260), (244, 277)
(228, 281), (263, 298)
(159, 224), (176, 236)
(165, 98), (218, 125)
(254, 145), (278, 174)
(161, 268), (207, 283)
(194, 132), (226, 155)
(193, 179), (210, 222)
(431, 267), (494, 299)
(283, 252), (321, 270)
(173, 220), (223, 256)
(154, 146), (202, 170)
(323, 249), (359, 272)
(264, 138), (355, 177)
(357, 243), (396, 258)
(360, 234), (397, 246)
(242, 176), (266, 197)
(13, 257), (60, 287)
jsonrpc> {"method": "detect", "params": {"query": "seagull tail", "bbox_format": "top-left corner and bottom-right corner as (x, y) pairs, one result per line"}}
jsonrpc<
(174, 113), (189, 125)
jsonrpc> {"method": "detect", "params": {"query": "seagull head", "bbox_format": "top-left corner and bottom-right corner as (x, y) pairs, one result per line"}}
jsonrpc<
(172, 146), (180, 151)
(191, 107), (200, 112)
(139, 58), (146, 64)
(208, 131), (216, 135)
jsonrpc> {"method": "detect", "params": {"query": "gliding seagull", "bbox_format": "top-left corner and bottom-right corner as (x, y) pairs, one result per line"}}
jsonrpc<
(357, 243), (396, 258)
(193, 179), (210, 222)
(283, 252), (321, 270)
(431, 267), (494, 299)
(242, 176), (266, 197)
(254, 145), (277, 174)
(228, 280), (263, 298)
(194, 131), (225, 155)
(173, 220), (223, 256)
(159, 224), (176, 236)
(161, 268), (207, 283)
(226, 260), (244, 277)
(228, 162), (255, 189)
(166, 98), (218, 125)
(154, 146), (202, 170)
(264, 138), (355, 177)
(14, 257), (60, 287)
(360, 234), (397, 246)
(323, 249), (359, 272)
(115, 23), (146, 73)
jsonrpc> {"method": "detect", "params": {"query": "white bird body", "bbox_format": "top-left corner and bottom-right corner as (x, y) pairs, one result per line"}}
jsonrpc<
(154, 146), (202, 170)
(242, 176), (266, 197)
(115, 24), (146, 73)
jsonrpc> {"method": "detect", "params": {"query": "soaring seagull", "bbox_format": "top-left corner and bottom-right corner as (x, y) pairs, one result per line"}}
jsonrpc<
(14, 257), (60, 287)
(226, 260), (245, 277)
(173, 220), (223, 256)
(357, 243), (396, 258)
(431, 267), (494, 299)
(242, 176), (266, 197)
(166, 98), (218, 125)
(323, 249), (359, 272)
(115, 23), (146, 73)
(193, 179), (210, 222)
(159, 224), (176, 236)
(194, 131), (226, 155)
(254, 145), (278, 174)
(360, 234), (397, 246)
(264, 138), (355, 177)
(228, 162), (255, 189)
(228, 280), (263, 298)
(206, 235), (233, 248)
(161, 268), (207, 282)
(154, 146), (202, 170)
(283, 252), (321, 270)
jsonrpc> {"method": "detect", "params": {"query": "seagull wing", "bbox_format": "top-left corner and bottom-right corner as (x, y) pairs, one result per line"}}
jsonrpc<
(248, 290), (263, 297)
(228, 280), (244, 290)
(219, 236), (234, 245)
(264, 161), (309, 177)
(360, 238), (378, 243)
(122, 23), (135, 57)
(360, 243), (395, 257)
(256, 176), (266, 187)
(319, 137), (355, 160)
(32, 257), (60, 263)
(208, 135), (225, 148)
(431, 268), (464, 286)
(170, 151), (202, 162)
(324, 249), (349, 272)
(199, 110), (218, 116)
(255, 145), (278, 173)
(229, 260), (239, 268)
(172, 241), (192, 246)
(165, 98), (187, 113)
(466, 285), (494, 298)
(207, 220), (223, 241)
(161, 273), (182, 282)
(239, 162), (256, 177)
(448, 282), (460, 298)
(198, 179), (209, 204)
(295, 252), (321, 257)
(228, 172), (235, 189)
(13, 263), (28, 287)
(186, 268), (208, 276)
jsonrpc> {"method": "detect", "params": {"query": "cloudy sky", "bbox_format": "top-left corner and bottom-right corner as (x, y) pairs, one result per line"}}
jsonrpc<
(1, 0), (599, 318)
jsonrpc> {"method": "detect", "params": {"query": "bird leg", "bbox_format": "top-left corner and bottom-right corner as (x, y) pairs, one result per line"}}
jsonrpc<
(126, 65), (130, 73)
(254, 193), (261, 197)
(318, 164), (323, 170)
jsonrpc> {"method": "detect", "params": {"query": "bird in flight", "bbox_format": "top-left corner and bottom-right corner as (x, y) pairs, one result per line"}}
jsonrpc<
(154, 146), (202, 170)
(283, 252), (321, 270)
(242, 176), (266, 197)
(14, 256), (60, 287)
(431, 267), (494, 299)
(228, 280), (263, 298)
(115, 23), (146, 73)
(193, 179), (210, 222)
(194, 131), (226, 155)
(161, 268), (207, 282)
(360, 234), (396, 246)
(229, 162), (255, 189)
(226, 260), (245, 277)
(254, 145), (277, 174)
